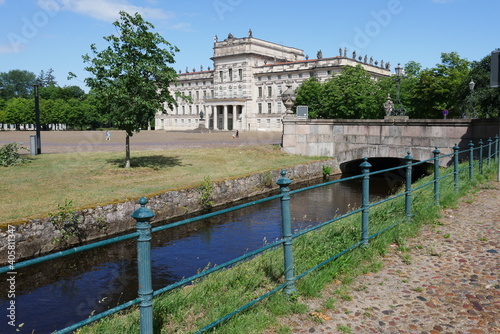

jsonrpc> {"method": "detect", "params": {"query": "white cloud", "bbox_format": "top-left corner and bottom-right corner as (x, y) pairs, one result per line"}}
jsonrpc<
(38, 0), (174, 23)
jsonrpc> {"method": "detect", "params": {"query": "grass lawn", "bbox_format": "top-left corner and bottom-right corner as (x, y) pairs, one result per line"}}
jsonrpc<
(1, 144), (326, 225)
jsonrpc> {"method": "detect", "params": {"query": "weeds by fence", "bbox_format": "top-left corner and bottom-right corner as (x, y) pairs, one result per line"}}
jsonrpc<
(1, 137), (498, 334)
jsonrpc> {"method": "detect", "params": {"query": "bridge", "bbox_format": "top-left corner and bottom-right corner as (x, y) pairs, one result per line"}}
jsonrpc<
(282, 117), (500, 171)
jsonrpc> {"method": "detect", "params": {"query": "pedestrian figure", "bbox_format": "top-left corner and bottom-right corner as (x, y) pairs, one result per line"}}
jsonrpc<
(106, 131), (110, 141)
(236, 130), (239, 138)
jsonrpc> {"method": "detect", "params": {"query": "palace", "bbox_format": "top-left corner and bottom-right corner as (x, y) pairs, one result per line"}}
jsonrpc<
(155, 31), (392, 132)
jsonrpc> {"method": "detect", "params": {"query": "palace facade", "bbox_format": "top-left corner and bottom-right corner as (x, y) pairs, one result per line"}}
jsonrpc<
(155, 32), (392, 132)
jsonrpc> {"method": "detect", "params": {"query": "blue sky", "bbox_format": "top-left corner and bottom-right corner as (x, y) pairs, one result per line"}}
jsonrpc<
(0, 0), (497, 91)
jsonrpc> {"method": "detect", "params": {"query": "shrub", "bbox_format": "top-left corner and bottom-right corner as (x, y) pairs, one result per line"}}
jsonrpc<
(198, 176), (215, 209)
(322, 165), (332, 177)
(0, 142), (30, 167)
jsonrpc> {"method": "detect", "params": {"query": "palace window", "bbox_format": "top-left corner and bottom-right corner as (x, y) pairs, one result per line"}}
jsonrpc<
(239, 69), (243, 80)
(267, 103), (272, 114)
(267, 86), (272, 97)
(258, 103), (262, 114)
(229, 68), (233, 81)
(258, 87), (263, 98)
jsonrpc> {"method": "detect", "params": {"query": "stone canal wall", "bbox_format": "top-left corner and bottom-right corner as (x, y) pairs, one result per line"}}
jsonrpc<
(0, 159), (338, 265)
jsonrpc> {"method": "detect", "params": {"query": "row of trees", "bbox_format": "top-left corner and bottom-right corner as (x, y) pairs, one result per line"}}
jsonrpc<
(295, 51), (500, 119)
(0, 69), (109, 130)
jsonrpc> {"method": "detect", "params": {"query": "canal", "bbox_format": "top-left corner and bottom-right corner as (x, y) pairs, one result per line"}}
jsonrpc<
(1, 172), (405, 333)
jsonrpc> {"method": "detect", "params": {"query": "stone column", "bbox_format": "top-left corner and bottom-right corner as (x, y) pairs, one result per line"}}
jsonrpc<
(213, 106), (218, 130)
(223, 105), (228, 130)
(233, 105), (237, 129)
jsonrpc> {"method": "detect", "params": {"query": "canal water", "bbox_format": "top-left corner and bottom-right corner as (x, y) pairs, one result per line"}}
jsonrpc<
(1, 173), (403, 333)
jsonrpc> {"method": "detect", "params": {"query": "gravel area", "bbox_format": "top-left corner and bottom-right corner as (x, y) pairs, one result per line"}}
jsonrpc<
(278, 182), (499, 334)
(0, 130), (282, 153)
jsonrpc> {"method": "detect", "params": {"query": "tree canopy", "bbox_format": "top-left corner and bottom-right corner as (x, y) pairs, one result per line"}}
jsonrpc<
(295, 65), (385, 119)
(0, 70), (37, 99)
(81, 11), (180, 167)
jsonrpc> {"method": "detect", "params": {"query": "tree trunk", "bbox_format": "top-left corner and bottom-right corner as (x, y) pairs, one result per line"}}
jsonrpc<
(125, 134), (131, 168)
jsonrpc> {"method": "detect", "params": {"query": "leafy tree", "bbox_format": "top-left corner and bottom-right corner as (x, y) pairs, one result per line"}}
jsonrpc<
(0, 70), (37, 99)
(38, 68), (57, 87)
(294, 77), (323, 118)
(319, 65), (384, 119)
(410, 52), (470, 118)
(39, 85), (86, 100)
(80, 11), (180, 167)
(3, 98), (33, 128)
(466, 53), (500, 118)
(61, 85), (86, 100)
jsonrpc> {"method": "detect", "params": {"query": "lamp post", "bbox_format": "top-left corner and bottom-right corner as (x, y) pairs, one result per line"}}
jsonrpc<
(394, 63), (407, 116)
(34, 83), (42, 154)
(468, 79), (475, 118)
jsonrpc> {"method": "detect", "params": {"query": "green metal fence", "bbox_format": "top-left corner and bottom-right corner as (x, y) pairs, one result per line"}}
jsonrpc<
(1, 135), (498, 333)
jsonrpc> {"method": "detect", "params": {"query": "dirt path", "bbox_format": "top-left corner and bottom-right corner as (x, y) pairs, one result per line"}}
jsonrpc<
(278, 182), (500, 334)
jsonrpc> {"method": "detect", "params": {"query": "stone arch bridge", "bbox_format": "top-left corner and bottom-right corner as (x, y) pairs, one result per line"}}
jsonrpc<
(282, 118), (500, 172)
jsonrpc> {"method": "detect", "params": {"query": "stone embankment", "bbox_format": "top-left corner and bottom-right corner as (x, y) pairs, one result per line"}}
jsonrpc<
(0, 159), (338, 265)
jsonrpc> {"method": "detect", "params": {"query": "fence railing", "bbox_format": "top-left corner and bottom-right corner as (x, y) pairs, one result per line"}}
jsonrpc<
(1, 135), (499, 333)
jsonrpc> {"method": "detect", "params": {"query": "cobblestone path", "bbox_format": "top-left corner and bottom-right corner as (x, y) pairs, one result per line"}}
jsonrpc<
(280, 182), (499, 334)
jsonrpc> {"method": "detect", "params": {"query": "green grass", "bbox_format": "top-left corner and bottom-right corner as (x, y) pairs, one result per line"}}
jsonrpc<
(0, 145), (324, 225)
(74, 161), (499, 333)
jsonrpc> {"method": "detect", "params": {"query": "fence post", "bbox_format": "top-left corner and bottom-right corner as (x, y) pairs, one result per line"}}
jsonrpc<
(495, 135), (499, 161)
(433, 147), (441, 204)
(360, 158), (372, 246)
(404, 152), (413, 221)
(479, 139), (484, 174)
(276, 170), (297, 296)
(469, 141), (474, 180)
(497, 135), (500, 182)
(488, 137), (492, 166)
(131, 197), (155, 334)
(453, 144), (460, 193)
